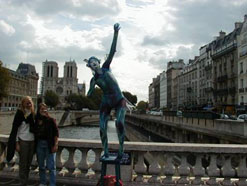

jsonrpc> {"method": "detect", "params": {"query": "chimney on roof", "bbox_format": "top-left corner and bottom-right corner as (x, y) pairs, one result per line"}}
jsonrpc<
(235, 22), (242, 29)
(178, 59), (184, 63)
(219, 31), (226, 38)
(244, 14), (247, 22)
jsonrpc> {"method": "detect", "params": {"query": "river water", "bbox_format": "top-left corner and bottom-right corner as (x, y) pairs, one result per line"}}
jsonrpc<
(59, 120), (118, 141)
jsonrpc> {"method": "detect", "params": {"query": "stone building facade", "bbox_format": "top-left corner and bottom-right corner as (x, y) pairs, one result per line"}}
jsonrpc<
(0, 63), (39, 109)
(160, 71), (167, 109)
(237, 15), (247, 105)
(212, 26), (242, 106)
(166, 60), (185, 109)
(41, 60), (85, 106)
(177, 58), (198, 109)
(148, 82), (155, 108)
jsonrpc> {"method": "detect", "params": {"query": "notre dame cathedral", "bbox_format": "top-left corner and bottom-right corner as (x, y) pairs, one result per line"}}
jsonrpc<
(40, 60), (85, 107)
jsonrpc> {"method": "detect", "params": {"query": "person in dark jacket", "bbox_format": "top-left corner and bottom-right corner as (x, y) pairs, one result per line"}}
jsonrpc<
(7, 96), (35, 186)
(35, 103), (59, 186)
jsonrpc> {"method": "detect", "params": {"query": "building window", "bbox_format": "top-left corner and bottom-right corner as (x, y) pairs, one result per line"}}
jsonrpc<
(241, 79), (244, 88)
(240, 62), (243, 73)
(47, 66), (50, 77)
(51, 66), (53, 77)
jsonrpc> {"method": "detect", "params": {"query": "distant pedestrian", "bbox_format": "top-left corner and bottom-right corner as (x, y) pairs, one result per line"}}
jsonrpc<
(7, 96), (36, 186)
(35, 103), (59, 186)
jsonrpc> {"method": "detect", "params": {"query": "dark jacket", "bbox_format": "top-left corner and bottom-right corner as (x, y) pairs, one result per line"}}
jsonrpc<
(7, 109), (35, 162)
(35, 114), (59, 153)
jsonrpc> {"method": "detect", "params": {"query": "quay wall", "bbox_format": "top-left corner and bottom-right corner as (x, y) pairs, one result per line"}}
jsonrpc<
(0, 111), (99, 135)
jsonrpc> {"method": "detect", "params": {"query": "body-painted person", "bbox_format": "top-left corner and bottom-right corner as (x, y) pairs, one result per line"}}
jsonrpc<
(85, 23), (126, 159)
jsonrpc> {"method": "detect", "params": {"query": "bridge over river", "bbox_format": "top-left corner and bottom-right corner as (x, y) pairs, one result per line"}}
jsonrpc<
(1, 111), (247, 185)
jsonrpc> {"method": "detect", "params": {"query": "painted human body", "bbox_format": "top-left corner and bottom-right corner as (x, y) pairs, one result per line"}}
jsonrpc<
(86, 23), (126, 159)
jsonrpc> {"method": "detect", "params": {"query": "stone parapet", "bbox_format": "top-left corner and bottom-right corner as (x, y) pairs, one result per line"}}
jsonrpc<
(1, 134), (247, 185)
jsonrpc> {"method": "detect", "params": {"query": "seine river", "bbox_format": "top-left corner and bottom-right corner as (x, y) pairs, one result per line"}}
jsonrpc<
(59, 120), (118, 141)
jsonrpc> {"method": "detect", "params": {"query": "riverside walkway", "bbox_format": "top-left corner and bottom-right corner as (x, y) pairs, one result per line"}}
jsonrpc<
(1, 134), (247, 186)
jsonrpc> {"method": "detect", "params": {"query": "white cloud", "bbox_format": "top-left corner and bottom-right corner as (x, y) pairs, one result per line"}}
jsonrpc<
(0, 20), (15, 36)
(0, 0), (247, 101)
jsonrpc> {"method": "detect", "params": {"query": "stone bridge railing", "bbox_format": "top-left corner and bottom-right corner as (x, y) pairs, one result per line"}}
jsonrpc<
(126, 113), (247, 143)
(1, 134), (247, 185)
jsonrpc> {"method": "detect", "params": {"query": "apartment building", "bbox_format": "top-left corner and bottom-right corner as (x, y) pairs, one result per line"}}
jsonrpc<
(160, 71), (167, 109)
(0, 63), (39, 109)
(237, 15), (247, 105)
(212, 25), (242, 106)
(148, 82), (155, 108)
(166, 60), (185, 109)
(177, 58), (198, 108)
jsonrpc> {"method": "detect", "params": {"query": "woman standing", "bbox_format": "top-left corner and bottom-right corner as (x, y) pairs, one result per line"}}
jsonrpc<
(7, 96), (35, 186)
(35, 103), (59, 186)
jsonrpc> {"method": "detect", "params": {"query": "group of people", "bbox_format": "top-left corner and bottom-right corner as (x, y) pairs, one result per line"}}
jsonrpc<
(5, 22), (125, 186)
(7, 96), (59, 186)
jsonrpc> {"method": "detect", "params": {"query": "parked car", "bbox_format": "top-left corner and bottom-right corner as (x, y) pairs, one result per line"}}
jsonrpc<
(237, 114), (247, 121)
(150, 110), (163, 116)
(176, 110), (183, 117)
(220, 114), (229, 119)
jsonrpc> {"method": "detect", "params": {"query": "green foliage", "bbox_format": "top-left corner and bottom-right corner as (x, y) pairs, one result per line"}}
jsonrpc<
(0, 65), (11, 100)
(44, 90), (59, 108)
(137, 101), (148, 111)
(89, 87), (103, 109)
(122, 91), (137, 105)
(67, 93), (96, 110)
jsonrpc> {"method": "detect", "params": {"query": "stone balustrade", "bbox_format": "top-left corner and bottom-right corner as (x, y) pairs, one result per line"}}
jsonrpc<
(1, 134), (247, 185)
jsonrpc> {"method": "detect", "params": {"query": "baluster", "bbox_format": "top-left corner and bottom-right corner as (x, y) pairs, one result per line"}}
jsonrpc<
(177, 153), (190, 184)
(236, 155), (247, 186)
(30, 154), (38, 175)
(206, 154), (220, 185)
(91, 149), (102, 179)
(134, 151), (147, 182)
(221, 155), (235, 186)
(148, 152), (161, 183)
(0, 143), (6, 170)
(192, 154), (205, 185)
(77, 148), (89, 178)
(163, 153), (176, 185)
(56, 146), (64, 173)
(63, 147), (76, 176)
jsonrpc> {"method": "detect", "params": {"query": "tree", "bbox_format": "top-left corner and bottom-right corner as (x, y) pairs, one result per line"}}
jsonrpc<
(89, 87), (103, 109)
(67, 93), (81, 110)
(0, 64), (11, 100)
(122, 91), (137, 105)
(80, 96), (97, 110)
(44, 90), (59, 108)
(67, 94), (97, 110)
(137, 101), (148, 111)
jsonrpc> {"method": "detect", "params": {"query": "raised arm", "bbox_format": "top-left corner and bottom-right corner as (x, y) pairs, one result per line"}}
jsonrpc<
(102, 23), (120, 69)
(87, 77), (96, 97)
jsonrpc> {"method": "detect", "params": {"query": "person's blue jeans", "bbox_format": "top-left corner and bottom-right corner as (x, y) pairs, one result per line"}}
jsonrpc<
(36, 140), (56, 186)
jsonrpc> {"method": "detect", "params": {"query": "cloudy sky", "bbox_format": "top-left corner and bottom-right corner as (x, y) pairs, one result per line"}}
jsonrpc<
(0, 0), (246, 102)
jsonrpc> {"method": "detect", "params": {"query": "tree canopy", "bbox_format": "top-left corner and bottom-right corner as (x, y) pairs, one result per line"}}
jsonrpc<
(89, 87), (103, 109)
(0, 65), (11, 100)
(137, 101), (148, 111)
(67, 93), (96, 110)
(122, 91), (137, 105)
(44, 90), (59, 108)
